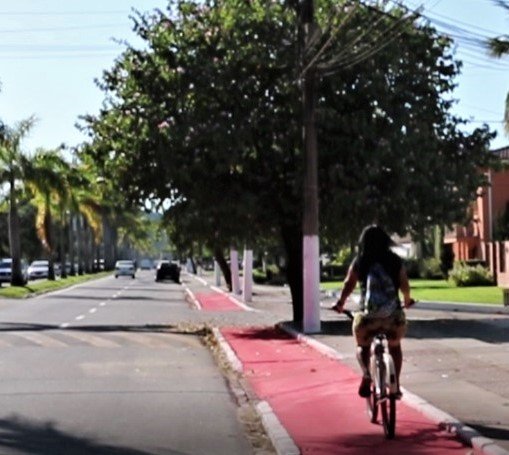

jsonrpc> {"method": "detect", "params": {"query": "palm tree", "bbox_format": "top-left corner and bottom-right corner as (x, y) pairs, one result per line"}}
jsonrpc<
(0, 116), (36, 286)
(24, 148), (69, 280)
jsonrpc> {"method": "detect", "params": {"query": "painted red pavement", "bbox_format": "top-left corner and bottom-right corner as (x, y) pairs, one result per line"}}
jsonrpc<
(221, 326), (471, 455)
(195, 292), (243, 311)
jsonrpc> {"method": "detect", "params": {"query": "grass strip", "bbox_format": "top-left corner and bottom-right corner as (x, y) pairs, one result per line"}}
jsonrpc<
(320, 279), (506, 305)
(0, 271), (112, 299)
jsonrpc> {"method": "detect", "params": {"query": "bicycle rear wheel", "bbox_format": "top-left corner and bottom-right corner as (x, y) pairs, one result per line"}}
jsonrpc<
(366, 383), (378, 423)
(381, 392), (396, 439)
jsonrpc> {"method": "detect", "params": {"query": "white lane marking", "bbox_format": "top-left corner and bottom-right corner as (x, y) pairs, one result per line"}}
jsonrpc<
(183, 286), (202, 310)
(194, 276), (208, 286)
(89, 308), (97, 314)
(75, 315), (85, 321)
(14, 332), (67, 347)
(59, 322), (70, 329)
(99, 302), (106, 307)
(62, 331), (121, 348)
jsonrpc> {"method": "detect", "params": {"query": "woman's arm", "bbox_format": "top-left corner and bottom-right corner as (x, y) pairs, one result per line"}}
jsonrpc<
(399, 266), (413, 308)
(332, 264), (358, 312)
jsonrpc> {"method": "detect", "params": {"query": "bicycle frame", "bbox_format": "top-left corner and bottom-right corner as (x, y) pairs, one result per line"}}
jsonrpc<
(370, 334), (398, 398)
(342, 310), (398, 439)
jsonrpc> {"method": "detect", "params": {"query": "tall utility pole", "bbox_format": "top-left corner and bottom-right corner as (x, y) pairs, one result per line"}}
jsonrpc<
(301, 0), (321, 333)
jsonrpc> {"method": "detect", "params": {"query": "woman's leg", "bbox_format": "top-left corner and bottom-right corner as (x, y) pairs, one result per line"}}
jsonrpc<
(388, 344), (402, 381)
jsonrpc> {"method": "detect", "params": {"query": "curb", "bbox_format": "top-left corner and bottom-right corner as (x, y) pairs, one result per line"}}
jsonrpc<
(210, 327), (299, 455)
(184, 271), (257, 312)
(276, 322), (509, 455)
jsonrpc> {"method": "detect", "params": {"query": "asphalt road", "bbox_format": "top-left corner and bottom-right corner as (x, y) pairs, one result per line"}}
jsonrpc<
(0, 271), (253, 455)
(1, 269), (507, 454)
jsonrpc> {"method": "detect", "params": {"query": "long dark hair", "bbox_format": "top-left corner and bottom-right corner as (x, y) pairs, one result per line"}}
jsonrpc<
(357, 225), (394, 277)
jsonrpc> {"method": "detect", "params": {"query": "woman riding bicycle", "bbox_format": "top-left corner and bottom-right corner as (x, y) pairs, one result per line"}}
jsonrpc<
(332, 224), (414, 398)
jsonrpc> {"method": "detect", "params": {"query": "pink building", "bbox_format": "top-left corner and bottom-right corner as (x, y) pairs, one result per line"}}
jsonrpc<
(444, 145), (509, 286)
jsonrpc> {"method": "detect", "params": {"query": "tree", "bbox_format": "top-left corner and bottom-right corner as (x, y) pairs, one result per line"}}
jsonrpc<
(0, 116), (37, 285)
(24, 148), (70, 280)
(489, 0), (509, 133)
(82, 0), (496, 322)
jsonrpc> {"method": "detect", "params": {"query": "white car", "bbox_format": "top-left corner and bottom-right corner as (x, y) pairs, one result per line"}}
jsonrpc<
(0, 258), (28, 284)
(114, 260), (136, 279)
(27, 260), (49, 280)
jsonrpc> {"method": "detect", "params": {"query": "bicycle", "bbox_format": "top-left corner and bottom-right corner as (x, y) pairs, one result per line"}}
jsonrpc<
(343, 309), (398, 439)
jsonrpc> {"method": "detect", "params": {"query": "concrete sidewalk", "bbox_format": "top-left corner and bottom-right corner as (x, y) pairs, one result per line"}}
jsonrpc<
(182, 272), (509, 455)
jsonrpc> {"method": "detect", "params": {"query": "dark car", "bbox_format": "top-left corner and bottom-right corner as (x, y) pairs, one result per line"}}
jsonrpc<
(155, 261), (180, 283)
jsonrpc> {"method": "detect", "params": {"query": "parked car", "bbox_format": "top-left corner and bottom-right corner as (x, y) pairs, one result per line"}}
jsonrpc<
(0, 258), (28, 284)
(114, 260), (136, 279)
(155, 260), (180, 283)
(27, 260), (49, 280)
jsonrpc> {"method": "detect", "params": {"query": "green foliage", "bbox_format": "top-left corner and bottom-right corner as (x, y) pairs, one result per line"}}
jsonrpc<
(253, 264), (284, 284)
(79, 0), (498, 318)
(448, 262), (494, 287)
(82, 0), (496, 249)
(421, 257), (443, 279)
(331, 246), (355, 266)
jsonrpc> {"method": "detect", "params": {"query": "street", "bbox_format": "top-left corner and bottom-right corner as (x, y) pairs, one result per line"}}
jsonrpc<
(0, 270), (507, 454)
(0, 271), (254, 455)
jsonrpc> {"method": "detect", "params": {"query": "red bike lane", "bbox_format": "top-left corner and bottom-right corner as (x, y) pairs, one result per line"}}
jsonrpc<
(194, 291), (243, 311)
(221, 326), (472, 455)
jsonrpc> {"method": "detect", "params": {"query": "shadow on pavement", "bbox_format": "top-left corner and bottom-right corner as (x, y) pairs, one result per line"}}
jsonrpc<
(467, 423), (509, 442)
(0, 414), (186, 455)
(51, 288), (182, 303)
(317, 318), (509, 343)
(222, 326), (293, 340)
(327, 424), (468, 454)
(0, 322), (208, 337)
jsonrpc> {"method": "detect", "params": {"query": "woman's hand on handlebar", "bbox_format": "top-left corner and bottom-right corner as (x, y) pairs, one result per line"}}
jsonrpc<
(331, 302), (343, 313)
(404, 298), (416, 309)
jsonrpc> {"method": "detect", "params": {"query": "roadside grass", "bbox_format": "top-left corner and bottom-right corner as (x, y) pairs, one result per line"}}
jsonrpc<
(320, 279), (505, 305)
(0, 271), (112, 298)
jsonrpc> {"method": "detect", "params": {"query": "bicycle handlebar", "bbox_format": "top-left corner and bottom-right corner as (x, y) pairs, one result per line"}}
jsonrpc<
(342, 309), (354, 320)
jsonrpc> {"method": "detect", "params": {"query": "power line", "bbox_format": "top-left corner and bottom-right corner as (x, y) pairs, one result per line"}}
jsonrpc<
(0, 23), (128, 34)
(0, 10), (128, 16)
(0, 52), (118, 61)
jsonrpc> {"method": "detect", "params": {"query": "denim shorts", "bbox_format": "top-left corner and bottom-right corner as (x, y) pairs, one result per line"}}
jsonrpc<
(352, 309), (407, 347)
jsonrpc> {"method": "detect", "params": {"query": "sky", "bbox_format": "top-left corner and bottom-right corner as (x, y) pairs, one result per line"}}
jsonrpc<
(1, 0), (509, 153)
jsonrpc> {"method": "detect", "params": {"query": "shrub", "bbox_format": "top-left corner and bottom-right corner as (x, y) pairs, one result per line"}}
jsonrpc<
(421, 257), (443, 279)
(405, 258), (421, 279)
(448, 262), (494, 287)
(320, 264), (346, 282)
(253, 264), (285, 285)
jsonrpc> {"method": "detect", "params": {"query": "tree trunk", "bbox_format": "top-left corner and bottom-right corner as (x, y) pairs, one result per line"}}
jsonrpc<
(281, 223), (303, 325)
(84, 224), (93, 274)
(103, 217), (115, 270)
(45, 204), (56, 281)
(214, 246), (232, 291)
(59, 208), (67, 279)
(77, 214), (84, 275)
(9, 175), (25, 286)
(69, 214), (76, 276)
